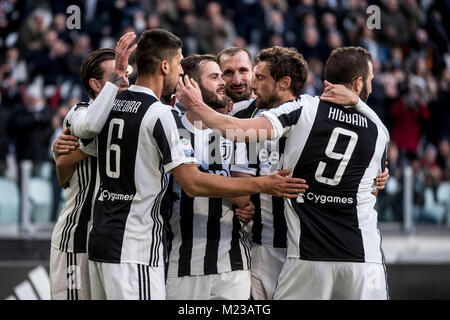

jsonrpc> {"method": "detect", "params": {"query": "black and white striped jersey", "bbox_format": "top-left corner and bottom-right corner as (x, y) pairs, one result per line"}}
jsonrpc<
(230, 99), (288, 249)
(51, 103), (98, 253)
(262, 95), (389, 263)
(87, 85), (197, 267)
(166, 115), (251, 277)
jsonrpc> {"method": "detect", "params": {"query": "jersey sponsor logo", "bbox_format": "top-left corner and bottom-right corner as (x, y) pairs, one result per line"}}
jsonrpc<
(98, 188), (135, 202)
(296, 190), (354, 205)
(180, 138), (194, 155)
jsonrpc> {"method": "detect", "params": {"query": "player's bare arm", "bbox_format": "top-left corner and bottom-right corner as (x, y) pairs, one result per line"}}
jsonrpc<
(70, 32), (137, 138)
(171, 163), (308, 198)
(176, 75), (274, 141)
(230, 171), (257, 223)
(52, 127), (79, 157)
(56, 147), (88, 187)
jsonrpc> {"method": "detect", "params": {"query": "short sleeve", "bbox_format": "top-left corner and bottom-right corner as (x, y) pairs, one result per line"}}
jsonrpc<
(79, 137), (97, 157)
(260, 98), (303, 140)
(152, 109), (197, 173)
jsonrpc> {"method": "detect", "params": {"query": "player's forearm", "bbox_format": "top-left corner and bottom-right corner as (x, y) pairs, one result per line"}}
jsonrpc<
(71, 81), (119, 138)
(183, 170), (265, 198)
(226, 195), (252, 208)
(56, 165), (75, 188)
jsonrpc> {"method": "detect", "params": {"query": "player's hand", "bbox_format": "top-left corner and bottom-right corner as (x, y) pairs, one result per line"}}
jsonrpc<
(176, 75), (204, 112)
(375, 165), (390, 191)
(53, 127), (79, 156)
(262, 169), (308, 198)
(114, 32), (137, 78)
(320, 80), (359, 106)
(235, 201), (255, 224)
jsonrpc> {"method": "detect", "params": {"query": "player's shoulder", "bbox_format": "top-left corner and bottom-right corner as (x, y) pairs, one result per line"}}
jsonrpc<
(230, 98), (256, 117)
(64, 101), (90, 129)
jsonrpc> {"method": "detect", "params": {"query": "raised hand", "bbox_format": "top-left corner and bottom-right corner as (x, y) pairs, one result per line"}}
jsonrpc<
(262, 169), (308, 198)
(320, 80), (359, 106)
(176, 75), (204, 112)
(114, 32), (137, 78)
(53, 127), (79, 156)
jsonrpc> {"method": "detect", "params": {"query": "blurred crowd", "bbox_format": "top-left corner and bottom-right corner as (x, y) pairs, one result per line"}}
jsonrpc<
(0, 0), (449, 224)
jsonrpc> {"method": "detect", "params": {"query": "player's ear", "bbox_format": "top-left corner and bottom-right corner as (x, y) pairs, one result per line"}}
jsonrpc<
(353, 76), (363, 94)
(161, 60), (169, 75)
(278, 76), (291, 91)
(89, 78), (101, 94)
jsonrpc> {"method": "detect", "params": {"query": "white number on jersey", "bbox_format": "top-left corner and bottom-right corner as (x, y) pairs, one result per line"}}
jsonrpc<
(106, 118), (124, 178)
(315, 127), (358, 186)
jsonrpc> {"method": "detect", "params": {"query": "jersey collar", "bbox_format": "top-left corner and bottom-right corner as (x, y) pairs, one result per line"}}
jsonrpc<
(128, 85), (158, 99)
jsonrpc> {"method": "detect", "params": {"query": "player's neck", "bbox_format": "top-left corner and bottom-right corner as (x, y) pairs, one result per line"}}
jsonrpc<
(278, 92), (296, 105)
(186, 111), (208, 130)
(135, 76), (163, 99)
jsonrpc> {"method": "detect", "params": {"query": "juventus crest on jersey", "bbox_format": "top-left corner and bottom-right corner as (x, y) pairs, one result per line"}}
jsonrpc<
(166, 115), (251, 278)
(262, 95), (389, 264)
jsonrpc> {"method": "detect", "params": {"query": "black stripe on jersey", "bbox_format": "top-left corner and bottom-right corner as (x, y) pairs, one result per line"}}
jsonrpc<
(66, 253), (70, 300)
(204, 198), (222, 275)
(138, 264), (142, 300)
(146, 265), (151, 300)
(291, 100), (378, 262)
(233, 100), (257, 119)
(178, 190), (195, 276)
(272, 196), (287, 248)
(73, 253), (78, 300)
(240, 228), (251, 270)
(73, 157), (97, 252)
(229, 214), (244, 271)
(277, 107), (302, 128)
(249, 193), (262, 245)
(153, 118), (173, 166)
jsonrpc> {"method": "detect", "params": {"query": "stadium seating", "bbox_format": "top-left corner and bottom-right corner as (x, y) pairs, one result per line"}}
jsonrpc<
(28, 178), (53, 223)
(0, 178), (19, 224)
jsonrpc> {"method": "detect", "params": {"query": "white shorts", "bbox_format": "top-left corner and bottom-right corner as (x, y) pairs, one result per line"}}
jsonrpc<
(273, 258), (389, 300)
(166, 270), (251, 300)
(250, 244), (286, 300)
(49, 247), (91, 300)
(89, 260), (165, 300)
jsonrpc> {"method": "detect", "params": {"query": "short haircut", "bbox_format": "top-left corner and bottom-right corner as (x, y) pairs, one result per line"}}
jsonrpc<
(181, 54), (217, 84)
(324, 46), (372, 88)
(81, 48), (115, 99)
(216, 47), (254, 68)
(257, 46), (308, 96)
(135, 28), (182, 76)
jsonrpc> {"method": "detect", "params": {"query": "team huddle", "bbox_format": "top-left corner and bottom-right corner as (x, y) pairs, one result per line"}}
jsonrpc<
(50, 29), (390, 300)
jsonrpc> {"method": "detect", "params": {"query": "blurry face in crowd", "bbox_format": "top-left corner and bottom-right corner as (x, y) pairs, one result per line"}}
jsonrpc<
(93, 60), (129, 97)
(219, 51), (253, 103)
(198, 61), (229, 110)
(252, 61), (282, 109)
(163, 48), (184, 96)
(359, 60), (374, 102)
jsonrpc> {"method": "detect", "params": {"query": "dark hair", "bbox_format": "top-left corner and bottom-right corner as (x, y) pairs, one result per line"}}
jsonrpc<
(324, 46), (372, 88)
(216, 47), (254, 68)
(181, 54), (217, 84)
(81, 48), (115, 99)
(257, 46), (308, 96)
(135, 29), (182, 76)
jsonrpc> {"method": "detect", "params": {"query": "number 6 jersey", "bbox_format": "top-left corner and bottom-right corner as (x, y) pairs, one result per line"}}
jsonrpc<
(87, 85), (197, 266)
(261, 95), (389, 264)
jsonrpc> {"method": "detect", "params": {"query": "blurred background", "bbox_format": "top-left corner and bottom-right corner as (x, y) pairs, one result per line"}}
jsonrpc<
(0, 0), (449, 300)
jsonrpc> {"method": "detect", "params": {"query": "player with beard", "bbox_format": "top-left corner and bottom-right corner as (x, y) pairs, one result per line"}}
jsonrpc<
(216, 47), (255, 104)
(178, 46), (391, 299)
(165, 54), (256, 300)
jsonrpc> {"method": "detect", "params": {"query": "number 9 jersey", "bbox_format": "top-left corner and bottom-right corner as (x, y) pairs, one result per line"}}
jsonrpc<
(261, 95), (389, 264)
